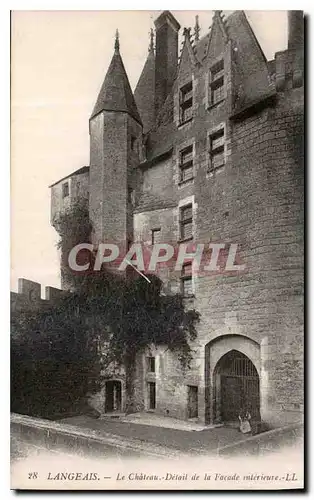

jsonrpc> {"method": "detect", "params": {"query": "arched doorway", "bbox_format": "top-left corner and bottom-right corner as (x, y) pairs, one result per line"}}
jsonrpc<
(105, 380), (122, 413)
(214, 350), (260, 423)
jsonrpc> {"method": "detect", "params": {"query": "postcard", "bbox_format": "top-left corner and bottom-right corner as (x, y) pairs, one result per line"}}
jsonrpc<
(10, 9), (304, 490)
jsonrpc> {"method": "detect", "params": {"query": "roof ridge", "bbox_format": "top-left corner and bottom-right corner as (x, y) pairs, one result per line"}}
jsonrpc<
(49, 166), (89, 188)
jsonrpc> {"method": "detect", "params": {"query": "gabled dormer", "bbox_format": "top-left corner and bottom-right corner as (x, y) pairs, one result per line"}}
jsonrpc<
(203, 10), (229, 62)
(178, 27), (199, 75)
(200, 11), (232, 112)
(174, 27), (199, 128)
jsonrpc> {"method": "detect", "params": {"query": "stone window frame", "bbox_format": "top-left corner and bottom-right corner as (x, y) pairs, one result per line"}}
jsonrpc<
(179, 80), (193, 125)
(177, 195), (196, 243)
(209, 59), (225, 105)
(151, 227), (161, 245)
(147, 356), (156, 373)
(207, 122), (227, 174)
(180, 261), (194, 298)
(205, 54), (226, 110)
(175, 137), (196, 187)
(179, 203), (193, 242)
(130, 135), (137, 151)
(175, 74), (196, 128)
(62, 181), (70, 199)
(179, 144), (194, 183)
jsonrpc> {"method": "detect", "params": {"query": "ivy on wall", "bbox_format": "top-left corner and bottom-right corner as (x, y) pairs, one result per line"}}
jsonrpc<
(11, 203), (200, 416)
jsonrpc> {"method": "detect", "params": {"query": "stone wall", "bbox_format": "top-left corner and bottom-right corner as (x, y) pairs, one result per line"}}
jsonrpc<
(132, 39), (303, 427)
(11, 278), (64, 313)
(50, 168), (89, 225)
(89, 111), (142, 247)
(46, 11), (304, 428)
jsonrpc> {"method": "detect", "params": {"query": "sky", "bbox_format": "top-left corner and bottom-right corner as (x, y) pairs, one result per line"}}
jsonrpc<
(10, 10), (288, 294)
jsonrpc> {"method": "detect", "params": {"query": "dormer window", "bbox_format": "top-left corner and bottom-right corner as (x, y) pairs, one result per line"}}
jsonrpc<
(179, 81), (193, 124)
(209, 60), (225, 106)
(62, 182), (69, 198)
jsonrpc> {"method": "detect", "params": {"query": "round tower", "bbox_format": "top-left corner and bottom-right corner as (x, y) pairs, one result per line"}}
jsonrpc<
(89, 31), (142, 252)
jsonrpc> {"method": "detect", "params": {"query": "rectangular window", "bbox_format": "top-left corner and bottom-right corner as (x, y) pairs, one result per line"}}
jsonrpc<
(128, 187), (134, 204)
(181, 262), (193, 297)
(148, 382), (156, 410)
(209, 60), (225, 105)
(151, 228), (161, 245)
(179, 145), (193, 182)
(131, 136), (137, 151)
(179, 81), (193, 124)
(62, 182), (69, 198)
(147, 356), (156, 373)
(209, 128), (225, 171)
(179, 204), (193, 241)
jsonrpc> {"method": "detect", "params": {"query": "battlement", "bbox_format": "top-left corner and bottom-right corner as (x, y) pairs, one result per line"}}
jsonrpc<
(11, 278), (66, 313)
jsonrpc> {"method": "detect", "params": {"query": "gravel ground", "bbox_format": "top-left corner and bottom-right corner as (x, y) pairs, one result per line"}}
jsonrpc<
(59, 415), (242, 454)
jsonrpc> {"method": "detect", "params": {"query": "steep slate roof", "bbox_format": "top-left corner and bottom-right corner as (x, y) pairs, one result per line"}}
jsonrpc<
(142, 10), (274, 163)
(134, 47), (156, 133)
(195, 32), (211, 62)
(177, 27), (199, 70)
(91, 38), (142, 125)
(154, 88), (174, 130)
(49, 166), (89, 188)
(147, 11), (272, 137)
(225, 11), (273, 109)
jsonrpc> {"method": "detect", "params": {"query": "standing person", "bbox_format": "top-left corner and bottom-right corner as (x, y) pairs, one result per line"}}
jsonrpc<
(238, 408), (252, 434)
(249, 404), (261, 435)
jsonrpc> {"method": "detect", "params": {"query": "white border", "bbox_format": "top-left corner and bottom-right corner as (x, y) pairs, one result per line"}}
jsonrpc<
(3, 3), (311, 499)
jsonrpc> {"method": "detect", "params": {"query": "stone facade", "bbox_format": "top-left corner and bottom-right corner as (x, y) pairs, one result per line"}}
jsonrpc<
(50, 166), (89, 225)
(50, 11), (304, 428)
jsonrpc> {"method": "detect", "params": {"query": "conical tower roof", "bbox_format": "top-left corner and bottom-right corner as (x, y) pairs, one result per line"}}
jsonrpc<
(91, 31), (142, 125)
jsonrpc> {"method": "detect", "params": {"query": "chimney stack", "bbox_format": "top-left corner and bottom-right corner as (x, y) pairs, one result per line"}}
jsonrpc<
(288, 11), (304, 50)
(154, 11), (180, 116)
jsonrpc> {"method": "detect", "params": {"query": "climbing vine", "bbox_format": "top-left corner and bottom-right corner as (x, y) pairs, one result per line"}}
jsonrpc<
(12, 203), (200, 416)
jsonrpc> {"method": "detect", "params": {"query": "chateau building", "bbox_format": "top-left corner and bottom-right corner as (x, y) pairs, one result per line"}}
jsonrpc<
(50, 11), (304, 427)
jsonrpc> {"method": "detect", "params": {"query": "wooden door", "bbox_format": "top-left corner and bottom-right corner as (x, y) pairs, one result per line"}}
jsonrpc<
(187, 386), (198, 418)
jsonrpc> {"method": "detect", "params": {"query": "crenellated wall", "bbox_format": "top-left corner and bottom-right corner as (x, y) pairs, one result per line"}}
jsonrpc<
(11, 278), (65, 313)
